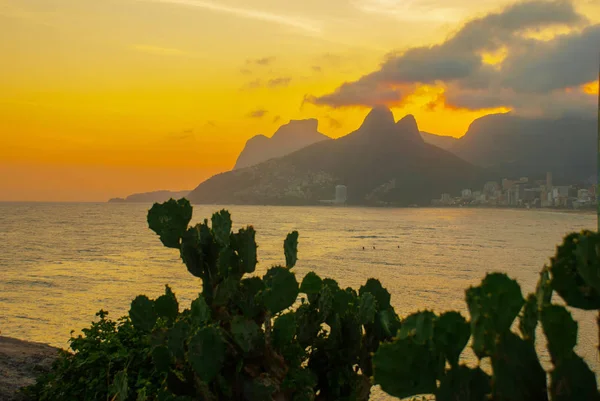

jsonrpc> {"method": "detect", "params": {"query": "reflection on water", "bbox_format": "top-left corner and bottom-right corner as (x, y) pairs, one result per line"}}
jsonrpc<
(0, 203), (597, 398)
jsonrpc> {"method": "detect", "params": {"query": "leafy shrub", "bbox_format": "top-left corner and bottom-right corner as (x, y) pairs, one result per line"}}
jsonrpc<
(25, 199), (600, 400)
(26, 199), (398, 401)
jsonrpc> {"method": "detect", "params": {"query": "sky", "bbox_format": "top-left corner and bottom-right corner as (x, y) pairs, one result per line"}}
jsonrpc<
(0, 0), (599, 201)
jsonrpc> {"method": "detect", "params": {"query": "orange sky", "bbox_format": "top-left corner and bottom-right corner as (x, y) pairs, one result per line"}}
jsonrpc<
(1, 0), (599, 201)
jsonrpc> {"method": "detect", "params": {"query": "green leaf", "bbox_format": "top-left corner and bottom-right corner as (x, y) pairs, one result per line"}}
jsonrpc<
(373, 337), (440, 399)
(550, 231), (600, 310)
(358, 292), (377, 325)
(211, 210), (232, 246)
(233, 227), (258, 274)
(359, 279), (391, 311)
(273, 312), (296, 348)
(519, 294), (538, 342)
(375, 308), (401, 339)
(284, 231), (299, 268)
(191, 294), (211, 326)
(155, 285), (179, 322)
(540, 304), (577, 362)
(147, 198), (192, 249)
(129, 295), (157, 332)
(262, 266), (299, 314)
(243, 376), (277, 401)
(217, 246), (237, 277)
(332, 287), (355, 318)
(491, 332), (548, 401)
(535, 266), (553, 310)
(550, 353), (600, 401)
(235, 277), (264, 319)
(167, 320), (190, 360)
(399, 310), (437, 345)
(575, 233), (600, 292)
(231, 316), (262, 354)
(317, 283), (334, 320)
(296, 304), (321, 347)
(434, 311), (470, 367)
(189, 326), (225, 382)
(436, 365), (491, 401)
(110, 370), (129, 401)
(213, 276), (239, 306)
(466, 273), (524, 357)
(300, 272), (322, 297)
(179, 225), (203, 278)
(152, 346), (172, 373)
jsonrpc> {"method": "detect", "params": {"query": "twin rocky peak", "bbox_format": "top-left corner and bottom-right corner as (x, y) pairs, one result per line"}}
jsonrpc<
(233, 106), (424, 170)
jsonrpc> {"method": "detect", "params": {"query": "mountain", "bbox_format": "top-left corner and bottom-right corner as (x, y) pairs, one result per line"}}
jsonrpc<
(451, 113), (596, 183)
(420, 131), (457, 151)
(233, 119), (330, 170)
(188, 106), (485, 206)
(108, 190), (190, 203)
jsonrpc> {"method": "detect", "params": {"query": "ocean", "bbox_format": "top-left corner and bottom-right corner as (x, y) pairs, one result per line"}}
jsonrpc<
(0, 203), (598, 398)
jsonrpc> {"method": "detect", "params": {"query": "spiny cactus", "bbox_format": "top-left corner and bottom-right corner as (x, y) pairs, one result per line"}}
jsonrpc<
(25, 200), (600, 401)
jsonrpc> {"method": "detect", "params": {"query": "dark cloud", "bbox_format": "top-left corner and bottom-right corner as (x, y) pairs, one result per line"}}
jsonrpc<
(499, 24), (600, 93)
(307, 0), (595, 117)
(312, 66), (322, 73)
(306, 76), (404, 107)
(247, 57), (275, 66)
(267, 77), (292, 88)
(248, 109), (268, 118)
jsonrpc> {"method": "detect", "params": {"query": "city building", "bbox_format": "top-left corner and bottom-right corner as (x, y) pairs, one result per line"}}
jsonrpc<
(335, 185), (347, 204)
(432, 171), (596, 210)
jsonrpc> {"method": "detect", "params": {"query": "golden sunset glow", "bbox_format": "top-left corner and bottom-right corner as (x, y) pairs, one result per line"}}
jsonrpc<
(1, 0), (599, 201)
(480, 47), (508, 67)
(582, 80), (600, 95)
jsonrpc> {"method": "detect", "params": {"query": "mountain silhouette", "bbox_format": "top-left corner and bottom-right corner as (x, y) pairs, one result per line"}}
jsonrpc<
(420, 131), (457, 151)
(451, 113), (596, 183)
(188, 107), (484, 206)
(233, 119), (330, 170)
(108, 190), (190, 203)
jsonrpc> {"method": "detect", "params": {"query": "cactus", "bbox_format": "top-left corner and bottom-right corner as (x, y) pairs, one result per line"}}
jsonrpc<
(26, 199), (600, 401)
(129, 295), (157, 332)
(189, 326), (226, 382)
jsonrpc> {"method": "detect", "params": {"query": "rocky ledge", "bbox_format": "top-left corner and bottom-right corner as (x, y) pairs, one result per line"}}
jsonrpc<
(0, 336), (60, 400)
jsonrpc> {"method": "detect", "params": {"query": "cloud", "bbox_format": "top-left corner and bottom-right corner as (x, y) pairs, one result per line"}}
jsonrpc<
(247, 57), (275, 66)
(273, 115), (281, 123)
(138, 0), (322, 35)
(248, 109), (268, 118)
(307, 0), (596, 117)
(353, 0), (471, 23)
(267, 77), (292, 88)
(242, 79), (263, 90)
(132, 45), (189, 56)
(167, 128), (195, 140)
(312, 66), (322, 73)
(240, 68), (252, 75)
(306, 77), (405, 107)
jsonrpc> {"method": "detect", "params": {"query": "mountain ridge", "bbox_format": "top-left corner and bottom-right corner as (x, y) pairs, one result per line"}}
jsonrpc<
(233, 119), (330, 170)
(188, 107), (485, 206)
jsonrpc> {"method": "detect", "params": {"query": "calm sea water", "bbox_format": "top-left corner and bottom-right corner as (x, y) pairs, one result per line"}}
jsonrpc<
(0, 203), (598, 398)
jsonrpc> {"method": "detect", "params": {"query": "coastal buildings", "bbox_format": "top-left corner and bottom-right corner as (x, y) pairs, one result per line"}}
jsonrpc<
(320, 185), (348, 205)
(433, 172), (597, 210)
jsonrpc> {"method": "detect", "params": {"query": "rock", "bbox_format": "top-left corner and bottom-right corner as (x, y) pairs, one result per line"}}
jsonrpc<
(0, 336), (60, 400)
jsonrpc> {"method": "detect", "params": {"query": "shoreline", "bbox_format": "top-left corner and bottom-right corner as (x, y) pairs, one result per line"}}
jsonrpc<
(0, 336), (60, 401)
